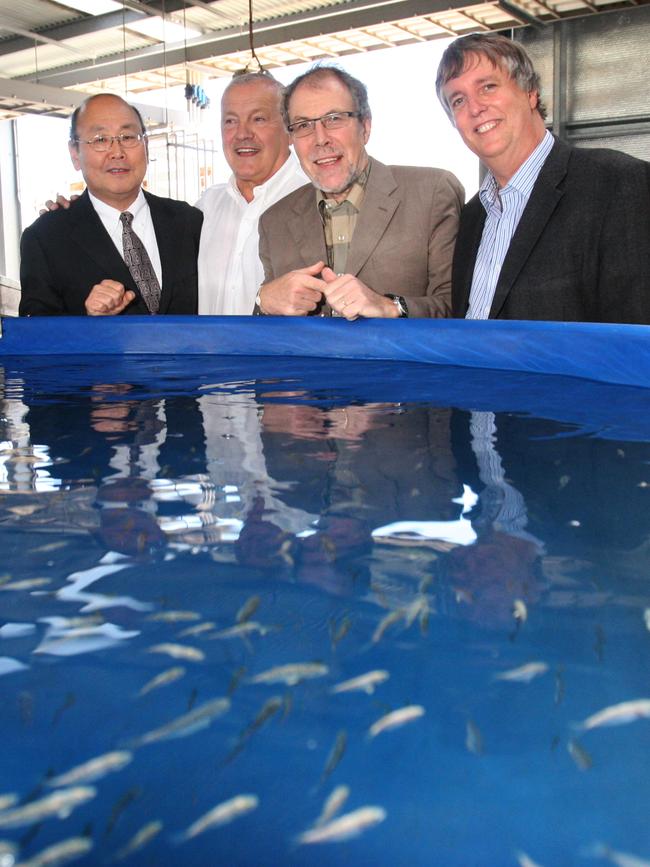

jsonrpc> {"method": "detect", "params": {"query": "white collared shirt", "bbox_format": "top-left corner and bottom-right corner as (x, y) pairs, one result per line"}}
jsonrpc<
(195, 152), (307, 316)
(467, 130), (554, 320)
(88, 188), (163, 286)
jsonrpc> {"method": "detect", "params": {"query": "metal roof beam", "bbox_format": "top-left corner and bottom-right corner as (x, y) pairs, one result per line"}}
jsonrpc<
(0, 1), (188, 58)
(0, 75), (185, 127)
(18, 0), (482, 88)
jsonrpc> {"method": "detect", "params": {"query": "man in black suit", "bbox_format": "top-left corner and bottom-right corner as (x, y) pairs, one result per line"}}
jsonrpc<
(19, 94), (202, 316)
(436, 33), (650, 323)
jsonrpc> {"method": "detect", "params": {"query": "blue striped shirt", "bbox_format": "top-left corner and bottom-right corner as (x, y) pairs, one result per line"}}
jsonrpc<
(466, 130), (554, 320)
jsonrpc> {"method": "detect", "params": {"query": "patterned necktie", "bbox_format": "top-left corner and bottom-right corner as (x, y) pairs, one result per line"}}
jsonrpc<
(120, 211), (161, 314)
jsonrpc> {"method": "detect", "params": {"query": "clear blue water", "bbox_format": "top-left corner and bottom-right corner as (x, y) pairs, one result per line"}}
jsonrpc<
(1, 356), (650, 866)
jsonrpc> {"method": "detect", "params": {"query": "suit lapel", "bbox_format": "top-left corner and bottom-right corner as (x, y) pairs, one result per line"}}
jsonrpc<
(454, 196), (486, 317)
(489, 139), (568, 319)
(286, 187), (328, 266)
(146, 191), (175, 313)
(69, 191), (133, 287)
(346, 160), (399, 276)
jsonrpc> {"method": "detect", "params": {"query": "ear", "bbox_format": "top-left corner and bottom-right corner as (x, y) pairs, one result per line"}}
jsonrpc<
(528, 90), (539, 111)
(362, 116), (371, 144)
(68, 141), (81, 171)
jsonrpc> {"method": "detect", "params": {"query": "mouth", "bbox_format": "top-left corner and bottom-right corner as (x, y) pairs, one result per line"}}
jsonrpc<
(313, 155), (341, 167)
(107, 167), (130, 175)
(234, 147), (260, 156)
(475, 120), (500, 135)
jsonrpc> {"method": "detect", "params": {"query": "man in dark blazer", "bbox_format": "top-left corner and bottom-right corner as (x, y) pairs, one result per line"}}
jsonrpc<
(20, 94), (202, 316)
(256, 66), (464, 319)
(436, 33), (650, 324)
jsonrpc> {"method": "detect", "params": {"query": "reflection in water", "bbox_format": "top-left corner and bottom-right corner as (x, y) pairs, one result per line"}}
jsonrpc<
(0, 358), (650, 866)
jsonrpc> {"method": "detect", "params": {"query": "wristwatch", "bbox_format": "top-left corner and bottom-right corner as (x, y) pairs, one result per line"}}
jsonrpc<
(385, 293), (409, 318)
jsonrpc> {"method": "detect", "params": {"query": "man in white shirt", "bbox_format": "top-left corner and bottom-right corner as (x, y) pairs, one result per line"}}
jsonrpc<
(20, 93), (202, 316)
(195, 72), (306, 315)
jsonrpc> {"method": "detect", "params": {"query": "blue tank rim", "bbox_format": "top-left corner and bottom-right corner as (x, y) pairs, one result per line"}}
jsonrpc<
(1, 315), (648, 390)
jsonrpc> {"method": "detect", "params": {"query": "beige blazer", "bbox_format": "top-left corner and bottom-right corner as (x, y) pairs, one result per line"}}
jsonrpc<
(258, 157), (464, 318)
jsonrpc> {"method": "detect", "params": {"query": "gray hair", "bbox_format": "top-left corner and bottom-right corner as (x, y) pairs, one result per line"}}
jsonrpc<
(222, 71), (285, 110)
(282, 64), (372, 128)
(436, 32), (547, 120)
(69, 94), (146, 145)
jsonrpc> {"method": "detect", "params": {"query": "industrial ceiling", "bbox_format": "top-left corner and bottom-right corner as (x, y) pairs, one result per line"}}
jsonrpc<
(0, 0), (645, 124)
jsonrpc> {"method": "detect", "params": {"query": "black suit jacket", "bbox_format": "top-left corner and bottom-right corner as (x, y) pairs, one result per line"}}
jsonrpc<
(452, 138), (650, 323)
(19, 189), (203, 316)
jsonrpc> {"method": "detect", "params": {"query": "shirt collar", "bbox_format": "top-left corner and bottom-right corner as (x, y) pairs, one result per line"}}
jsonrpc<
(227, 151), (302, 204)
(89, 187), (147, 224)
(479, 130), (554, 211)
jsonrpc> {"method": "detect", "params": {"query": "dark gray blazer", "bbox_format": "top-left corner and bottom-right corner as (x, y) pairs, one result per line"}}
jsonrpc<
(19, 189), (202, 316)
(452, 138), (650, 323)
(258, 157), (464, 318)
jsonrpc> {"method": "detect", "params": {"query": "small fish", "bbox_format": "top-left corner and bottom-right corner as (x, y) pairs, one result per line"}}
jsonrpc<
(329, 614), (352, 649)
(493, 662), (549, 683)
(249, 663), (328, 686)
(315, 785), (350, 827)
(208, 622), (269, 640)
(321, 730), (347, 782)
(104, 786), (141, 837)
(587, 842), (650, 867)
(14, 835), (92, 867)
(236, 596), (260, 624)
(578, 699), (650, 730)
(0, 794), (17, 811)
(228, 666), (247, 695)
(371, 609), (404, 644)
(112, 820), (163, 861)
(146, 643), (205, 662)
(224, 697), (283, 764)
(297, 806), (386, 844)
(179, 794), (258, 840)
(138, 667), (186, 697)
(554, 667), (566, 706)
(46, 751), (132, 788)
(594, 625), (606, 662)
(0, 787), (96, 829)
(465, 719), (483, 755)
(129, 697), (230, 747)
(513, 599), (528, 622)
(52, 693), (76, 728)
(331, 671), (389, 696)
(177, 622), (215, 638)
(147, 611), (199, 623)
(0, 840), (18, 863)
(567, 738), (593, 771)
(404, 597), (429, 628)
(368, 705), (425, 738)
(644, 608), (650, 632)
(516, 852), (545, 867)
(1, 579), (51, 591)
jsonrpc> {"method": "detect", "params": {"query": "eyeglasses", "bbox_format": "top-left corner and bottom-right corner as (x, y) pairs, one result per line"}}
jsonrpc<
(287, 111), (361, 138)
(72, 133), (147, 152)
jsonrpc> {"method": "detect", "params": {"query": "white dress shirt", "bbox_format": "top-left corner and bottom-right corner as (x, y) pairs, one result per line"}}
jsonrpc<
(195, 153), (307, 316)
(89, 189), (163, 286)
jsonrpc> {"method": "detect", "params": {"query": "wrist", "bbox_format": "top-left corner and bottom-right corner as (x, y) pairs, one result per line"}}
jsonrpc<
(384, 294), (408, 318)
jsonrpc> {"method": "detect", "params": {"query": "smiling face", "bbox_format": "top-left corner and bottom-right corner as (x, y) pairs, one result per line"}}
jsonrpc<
(69, 95), (148, 210)
(221, 79), (290, 202)
(442, 54), (546, 187)
(288, 74), (371, 202)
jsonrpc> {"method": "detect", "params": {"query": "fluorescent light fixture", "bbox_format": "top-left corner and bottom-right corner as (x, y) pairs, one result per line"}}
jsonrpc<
(57, 0), (123, 13)
(127, 17), (201, 43)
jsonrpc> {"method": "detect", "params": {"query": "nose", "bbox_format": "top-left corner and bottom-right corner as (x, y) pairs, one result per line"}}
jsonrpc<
(313, 119), (331, 146)
(235, 120), (254, 140)
(467, 94), (487, 117)
(108, 136), (126, 156)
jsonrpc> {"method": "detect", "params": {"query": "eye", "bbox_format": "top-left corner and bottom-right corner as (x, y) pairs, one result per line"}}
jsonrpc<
(325, 112), (343, 122)
(253, 115), (268, 124)
(120, 133), (138, 144)
(293, 120), (312, 133)
(450, 96), (465, 110)
(222, 117), (237, 127)
(93, 135), (110, 146)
